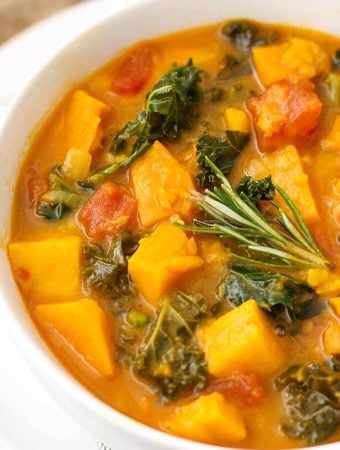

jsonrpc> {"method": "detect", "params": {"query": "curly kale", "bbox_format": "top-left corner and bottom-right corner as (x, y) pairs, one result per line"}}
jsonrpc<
(221, 20), (278, 52)
(221, 263), (318, 321)
(237, 175), (275, 204)
(134, 292), (208, 399)
(275, 363), (340, 444)
(196, 130), (250, 187)
(83, 233), (140, 296)
(90, 60), (202, 184)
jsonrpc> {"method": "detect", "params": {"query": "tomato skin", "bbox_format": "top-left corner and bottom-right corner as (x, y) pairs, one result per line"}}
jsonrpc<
(111, 46), (153, 95)
(206, 371), (265, 406)
(248, 80), (322, 151)
(78, 182), (137, 239)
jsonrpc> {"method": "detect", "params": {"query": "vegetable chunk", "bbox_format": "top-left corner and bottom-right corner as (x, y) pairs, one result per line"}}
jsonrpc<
(323, 321), (340, 355)
(245, 145), (319, 223)
(111, 45), (153, 95)
(163, 392), (246, 445)
(252, 38), (330, 86)
(78, 182), (137, 239)
(8, 236), (82, 301)
(321, 115), (340, 152)
(198, 300), (285, 377)
(128, 222), (203, 304)
(307, 268), (340, 296)
(35, 299), (114, 376)
(329, 297), (340, 317)
(224, 107), (250, 133)
(130, 141), (195, 227)
(65, 90), (110, 154)
(248, 80), (322, 151)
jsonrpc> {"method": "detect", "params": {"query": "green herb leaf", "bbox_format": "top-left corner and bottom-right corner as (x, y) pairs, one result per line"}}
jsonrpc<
(37, 202), (70, 220)
(221, 21), (278, 52)
(83, 233), (140, 296)
(90, 60), (202, 185)
(221, 263), (317, 320)
(323, 72), (340, 107)
(176, 158), (333, 270)
(134, 291), (208, 399)
(332, 50), (340, 70)
(237, 175), (275, 203)
(275, 363), (340, 444)
(196, 130), (250, 188)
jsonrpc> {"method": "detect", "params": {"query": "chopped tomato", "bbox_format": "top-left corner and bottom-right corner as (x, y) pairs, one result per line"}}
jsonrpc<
(111, 46), (153, 95)
(248, 80), (322, 151)
(78, 182), (137, 238)
(206, 371), (265, 406)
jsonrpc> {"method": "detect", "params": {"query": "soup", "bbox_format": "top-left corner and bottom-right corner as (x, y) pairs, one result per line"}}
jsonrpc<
(7, 19), (340, 449)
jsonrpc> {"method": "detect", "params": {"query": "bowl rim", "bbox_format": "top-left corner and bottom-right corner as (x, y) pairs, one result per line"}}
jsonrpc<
(0, 1), (339, 449)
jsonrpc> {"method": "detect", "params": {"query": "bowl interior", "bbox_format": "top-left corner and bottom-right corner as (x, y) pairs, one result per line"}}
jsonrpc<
(0, 0), (339, 449)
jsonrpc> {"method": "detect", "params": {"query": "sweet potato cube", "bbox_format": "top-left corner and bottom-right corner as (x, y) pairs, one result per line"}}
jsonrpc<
(65, 90), (110, 154)
(307, 268), (340, 297)
(130, 141), (195, 228)
(323, 321), (340, 355)
(321, 115), (340, 152)
(252, 38), (329, 86)
(8, 236), (82, 302)
(224, 107), (250, 133)
(35, 299), (114, 376)
(63, 148), (92, 180)
(329, 297), (340, 317)
(128, 222), (203, 304)
(198, 300), (285, 377)
(163, 392), (246, 445)
(245, 145), (319, 223)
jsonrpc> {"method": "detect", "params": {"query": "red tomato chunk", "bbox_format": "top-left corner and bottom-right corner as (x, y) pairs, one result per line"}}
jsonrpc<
(206, 371), (265, 406)
(248, 80), (322, 151)
(111, 46), (153, 95)
(78, 182), (137, 238)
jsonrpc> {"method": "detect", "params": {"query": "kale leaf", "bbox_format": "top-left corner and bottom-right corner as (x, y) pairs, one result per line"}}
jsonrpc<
(134, 291), (208, 399)
(237, 175), (275, 203)
(37, 166), (86, 220)
(37, 202), (70, 220)
(221, 263), (317, 320)
(221, 21), (278, 52)
(90, 60), (202, 184)
(275, 363), (340, 444)
(196, 130), (250, 187)
(332, 49), (340, 70)
(83, 233), (140, 296)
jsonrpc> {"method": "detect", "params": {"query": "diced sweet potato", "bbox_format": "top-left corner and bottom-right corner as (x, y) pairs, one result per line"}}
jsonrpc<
(307, 268), (340, 297)
(224, 108), (250, 133)
(78, 182), (137, 239)
(329, 297), (340, 317)
(128, 221), (203, 304)
(63, 148), (92, 181)
(130, 141), (195, 228)
(245, 145), (319, 223)
(65, 90), (110, 154)
(8, 236), (82, 302)
(323, 321), (340, 355)
(248, 80), (322, 151)
(162, 392), (246, 445)
(197, 236), (230, 268)
(321, 115), (340, 152)
(35, 299), (115, 376)
(252, 38), (330, 87)
(198, 300), (285, 377)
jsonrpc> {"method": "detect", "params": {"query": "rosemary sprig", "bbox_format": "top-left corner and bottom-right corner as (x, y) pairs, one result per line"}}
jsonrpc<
(175, 157), (333, 270)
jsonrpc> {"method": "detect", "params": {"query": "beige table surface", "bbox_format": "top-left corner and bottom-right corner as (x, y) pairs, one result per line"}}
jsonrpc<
(0, 0), (84, 43)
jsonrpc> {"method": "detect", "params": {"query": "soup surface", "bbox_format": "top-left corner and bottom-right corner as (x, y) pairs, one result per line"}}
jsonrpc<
(8, 19), (340, 449)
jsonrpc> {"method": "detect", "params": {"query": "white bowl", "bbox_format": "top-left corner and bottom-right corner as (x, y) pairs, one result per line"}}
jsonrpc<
(0, 0), (339, 449)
